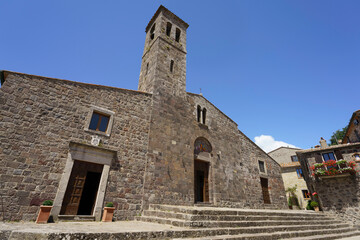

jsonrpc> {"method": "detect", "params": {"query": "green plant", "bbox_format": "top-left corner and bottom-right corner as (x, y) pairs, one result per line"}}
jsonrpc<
(105, 202), (114, 208)
(306, 200), (314, 210)
(336, 159), (347, 165)
(288, 198), (292, 207)
(313, 163), (324, 169)
(285, 185), (297, 195)
(310, 201), (319, 208)
(288, 196), (299, 207)
(42, 200), (53, 206)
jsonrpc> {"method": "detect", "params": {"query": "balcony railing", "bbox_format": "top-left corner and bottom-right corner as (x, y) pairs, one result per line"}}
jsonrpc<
(310, 160), (357, 178)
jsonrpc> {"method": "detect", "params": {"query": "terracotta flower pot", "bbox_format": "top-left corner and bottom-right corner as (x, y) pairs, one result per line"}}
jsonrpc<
(102, 207), (115, 222)
(36, 205), (53, 224)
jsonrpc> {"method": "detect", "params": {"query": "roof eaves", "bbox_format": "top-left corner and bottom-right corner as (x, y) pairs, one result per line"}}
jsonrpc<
(296, 142), (360, 154)
(145, 5), (189, 32)
(2, 70), (152, 96)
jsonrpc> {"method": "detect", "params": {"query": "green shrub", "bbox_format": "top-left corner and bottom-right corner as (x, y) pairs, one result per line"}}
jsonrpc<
(288, 196), (299, 207)
(310, 201), (319, 208)
(306, 200), (314, 210)
(42, 200), (53, 206)
(105, 202), (114, 207)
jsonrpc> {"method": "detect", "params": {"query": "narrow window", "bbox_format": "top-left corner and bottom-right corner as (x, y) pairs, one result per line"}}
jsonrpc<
(146, 63), (149, 75)
(291, 155), (298, 162)
(202, 108), (207, 124)
(296, 168), (303, 178)
(150, 23), (156, 40)
(170, 60), (174, 72)
(259, 161), (265, 173)
(302, 190), (310, 199)
(166, 22), (172, 37)
(175, 28), (181, 42)
(197, 105), (201, 122)
(89, 112), (110, 132)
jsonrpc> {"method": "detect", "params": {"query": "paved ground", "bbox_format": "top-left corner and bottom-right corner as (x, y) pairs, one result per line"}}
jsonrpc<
(0, 221), (184, 234)
(1, 221), (359, 239)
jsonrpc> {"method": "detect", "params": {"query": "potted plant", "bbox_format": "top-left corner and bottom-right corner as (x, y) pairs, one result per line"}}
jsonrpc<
(306, 200), (314, 210)
(36, 200), (53, 224)
(285, 185), (300, 210)
(102, 202), (115, 222)
(310, 201), (319, 212)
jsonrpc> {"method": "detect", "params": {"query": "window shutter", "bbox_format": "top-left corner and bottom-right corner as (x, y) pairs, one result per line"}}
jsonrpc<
(334, 150), (343, 160)
(315, 153), (323, 163)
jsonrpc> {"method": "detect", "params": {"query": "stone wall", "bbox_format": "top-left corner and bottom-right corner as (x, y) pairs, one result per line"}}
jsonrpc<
(141, 90), (287, 209)
(0, 72), (152, 221)
(297, 143), (360, 226)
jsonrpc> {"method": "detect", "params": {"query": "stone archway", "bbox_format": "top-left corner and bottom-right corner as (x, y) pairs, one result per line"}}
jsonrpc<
(194, 138), (212, 203)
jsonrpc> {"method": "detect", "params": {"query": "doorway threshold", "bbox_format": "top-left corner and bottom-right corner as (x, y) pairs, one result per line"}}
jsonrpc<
(194, 202), (213, 207)
(58, 215), (96, 222)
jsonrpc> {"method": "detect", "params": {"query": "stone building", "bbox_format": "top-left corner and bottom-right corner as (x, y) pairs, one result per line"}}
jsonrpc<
(343, 109), (360, 144)
(268, 147), (310, 209)
(297, 137), (360, 224)
(0, 5), (287, 222)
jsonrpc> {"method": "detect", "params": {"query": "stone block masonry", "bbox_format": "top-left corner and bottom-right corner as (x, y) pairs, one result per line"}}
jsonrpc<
(0, 72), (152, 221)
(0, 5), (287, 222)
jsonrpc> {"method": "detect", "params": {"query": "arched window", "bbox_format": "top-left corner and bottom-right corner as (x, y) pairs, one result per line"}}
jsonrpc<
(202, 108), (207, 125)
(175, 28), (181, 42)
(170, 60), (174, 72)
(194, 137), (212, 155)
(150, 23), (156, 40)
(166, 22), (172, 37)
(197, 105), (201, 122)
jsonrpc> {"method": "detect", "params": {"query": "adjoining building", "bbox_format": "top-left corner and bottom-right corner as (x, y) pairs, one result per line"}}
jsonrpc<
(297, 136), (360, 225)
(343, 110), (360, 144)
(0, 5), (287, 222)
(268, 147), (310, 209)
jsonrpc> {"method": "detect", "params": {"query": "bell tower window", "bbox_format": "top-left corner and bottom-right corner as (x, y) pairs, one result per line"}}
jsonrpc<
(166, 22), (172, 37)
(150, 23), (156, 40)
(170, 60), (174, 72)
(175, 28), (181, 42)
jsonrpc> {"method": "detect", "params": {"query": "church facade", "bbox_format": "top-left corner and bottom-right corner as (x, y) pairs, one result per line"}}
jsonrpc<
(0, 6), (287, 221)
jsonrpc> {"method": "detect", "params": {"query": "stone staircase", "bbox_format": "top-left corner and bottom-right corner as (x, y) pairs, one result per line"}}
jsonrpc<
(136, 204), (360, 239)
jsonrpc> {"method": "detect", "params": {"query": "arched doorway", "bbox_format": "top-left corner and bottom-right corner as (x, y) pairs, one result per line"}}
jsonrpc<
(194, 137), (212, 203)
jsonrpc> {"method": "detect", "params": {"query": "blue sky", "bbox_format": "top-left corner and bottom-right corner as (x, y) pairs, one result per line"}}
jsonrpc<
(1, 1), (359, 152)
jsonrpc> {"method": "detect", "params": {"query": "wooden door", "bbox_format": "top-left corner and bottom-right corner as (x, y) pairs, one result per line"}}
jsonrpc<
(260, 177), (271, 204)
(66, 174), (87, 215)
(194, 160), (210, 203)
(61, 161), (87, 215)
(60, 161), (103, 215)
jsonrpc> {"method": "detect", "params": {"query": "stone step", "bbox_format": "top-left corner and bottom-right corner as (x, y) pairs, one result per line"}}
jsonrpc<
(137, 216), (349, 234)
(283, 230), (360, 240)
(149, 204), (324, 218)
(138, 216), (342, 228)
(143, 210), (334, 222)
(172, 227), (359, 240)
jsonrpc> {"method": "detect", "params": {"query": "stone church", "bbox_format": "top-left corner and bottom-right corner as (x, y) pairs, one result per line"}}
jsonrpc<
(0, 5), (287, 221)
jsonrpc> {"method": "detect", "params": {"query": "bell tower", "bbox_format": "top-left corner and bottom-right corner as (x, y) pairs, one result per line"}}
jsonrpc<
(138, 5), (189, 98)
